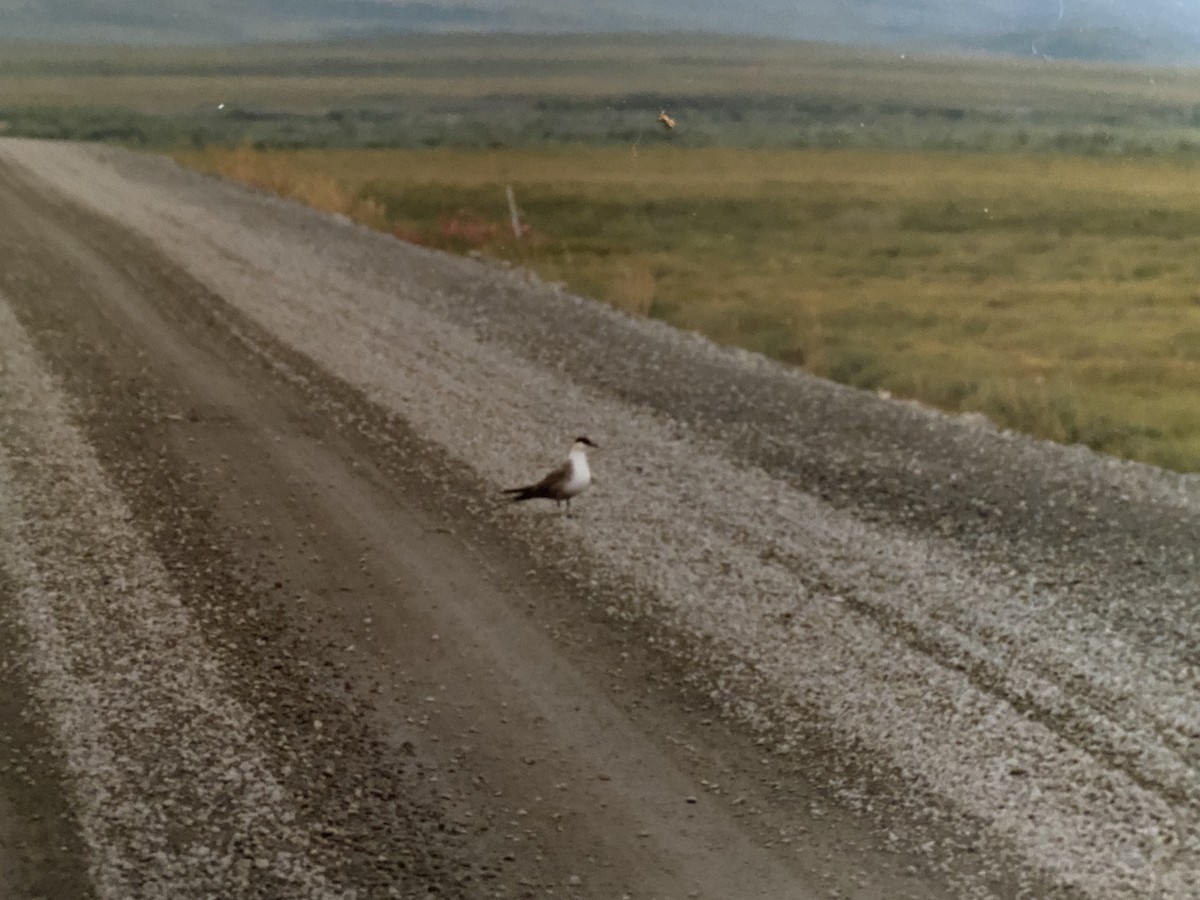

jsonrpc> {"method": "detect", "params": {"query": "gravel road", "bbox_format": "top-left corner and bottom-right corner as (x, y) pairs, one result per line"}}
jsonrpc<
(0, 138), (1196, 899)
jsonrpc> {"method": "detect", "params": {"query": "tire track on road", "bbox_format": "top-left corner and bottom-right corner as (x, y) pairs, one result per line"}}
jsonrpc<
(0, 297), (352, 899)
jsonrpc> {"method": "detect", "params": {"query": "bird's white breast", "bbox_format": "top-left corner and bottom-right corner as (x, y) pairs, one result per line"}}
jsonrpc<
(563, 450), (592, 497)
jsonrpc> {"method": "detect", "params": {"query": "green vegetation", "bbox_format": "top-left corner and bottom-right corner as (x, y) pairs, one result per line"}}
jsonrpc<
(7, 34), (1200, 157)
(174, 145), (1200, 471)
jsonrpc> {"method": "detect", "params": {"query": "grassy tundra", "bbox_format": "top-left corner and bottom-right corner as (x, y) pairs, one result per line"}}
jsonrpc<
(9, 34), (1200, 156)
(175, 144), (1200, 472)
(6, 34), (1199, 469)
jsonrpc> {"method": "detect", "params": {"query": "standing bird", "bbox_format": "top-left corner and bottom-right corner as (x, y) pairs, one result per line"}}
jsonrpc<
(503, 436), (598, 515)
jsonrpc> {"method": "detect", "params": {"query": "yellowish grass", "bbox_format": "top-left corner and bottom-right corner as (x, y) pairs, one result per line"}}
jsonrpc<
(608, 261), (658, 317)
(173, 145), (1200, 471)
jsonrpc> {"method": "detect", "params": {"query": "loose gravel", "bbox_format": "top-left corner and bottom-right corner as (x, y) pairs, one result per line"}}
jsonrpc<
(0, 300), (355, 898)
(1, 138), (1197, 898)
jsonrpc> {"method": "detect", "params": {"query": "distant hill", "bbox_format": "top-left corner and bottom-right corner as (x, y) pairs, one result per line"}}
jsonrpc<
(3, 0), (1200, 65)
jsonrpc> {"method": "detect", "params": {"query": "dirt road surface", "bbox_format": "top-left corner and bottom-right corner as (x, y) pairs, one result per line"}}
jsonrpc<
(0, 139), (1196, 900)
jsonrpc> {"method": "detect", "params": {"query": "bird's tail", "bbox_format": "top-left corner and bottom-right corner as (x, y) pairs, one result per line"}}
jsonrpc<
(502, 485), (537, 502)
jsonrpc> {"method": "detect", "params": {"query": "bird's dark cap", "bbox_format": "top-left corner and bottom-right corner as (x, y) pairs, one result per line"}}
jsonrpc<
(574, 435), (598, 448)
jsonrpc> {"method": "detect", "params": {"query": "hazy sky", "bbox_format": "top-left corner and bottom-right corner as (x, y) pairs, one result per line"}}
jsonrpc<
(2, 0), (1199, 62)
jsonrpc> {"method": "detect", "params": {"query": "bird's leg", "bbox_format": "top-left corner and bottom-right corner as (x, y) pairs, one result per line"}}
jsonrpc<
(565, 498), (573, 518)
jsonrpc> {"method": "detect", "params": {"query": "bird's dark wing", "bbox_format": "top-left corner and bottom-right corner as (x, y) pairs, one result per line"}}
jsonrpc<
(529, 460), (572, 496)
(503, 460), (571, 501)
